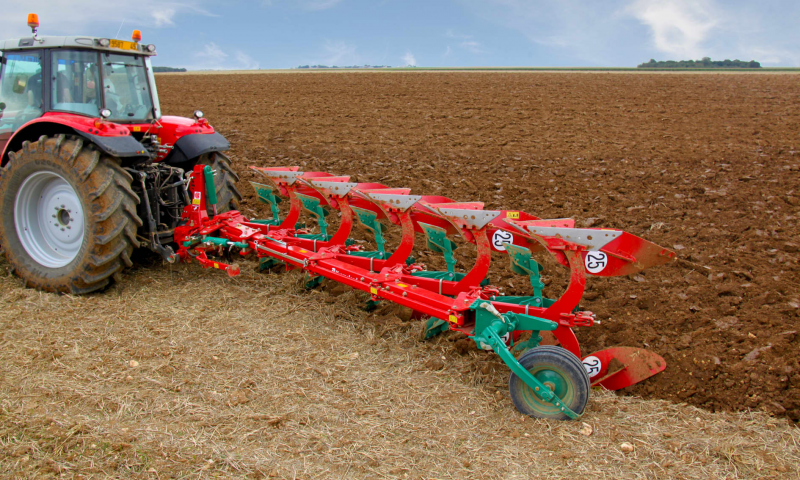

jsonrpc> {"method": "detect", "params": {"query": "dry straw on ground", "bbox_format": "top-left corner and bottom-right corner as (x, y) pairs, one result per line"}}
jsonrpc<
(1, 258), (798, 478)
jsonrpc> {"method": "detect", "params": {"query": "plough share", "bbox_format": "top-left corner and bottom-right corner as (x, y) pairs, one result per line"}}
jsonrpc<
(175, 165), (676, 420)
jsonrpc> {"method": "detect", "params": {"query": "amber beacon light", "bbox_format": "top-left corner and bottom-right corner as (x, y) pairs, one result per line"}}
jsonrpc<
(27, 13), (39, 28)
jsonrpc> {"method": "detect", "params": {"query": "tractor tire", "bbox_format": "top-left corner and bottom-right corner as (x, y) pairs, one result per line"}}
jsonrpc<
(0, 135), (142, 294)
(196, 152), (241, 215)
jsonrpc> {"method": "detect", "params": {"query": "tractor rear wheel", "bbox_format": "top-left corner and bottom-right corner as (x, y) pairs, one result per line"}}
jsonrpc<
(508, 345), (590, 420)
(0, 135), (142, 294)
(196, 152), (241, 215)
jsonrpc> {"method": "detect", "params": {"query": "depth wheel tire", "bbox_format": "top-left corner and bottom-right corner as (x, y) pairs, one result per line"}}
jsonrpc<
(509, 346), (590, 420)
(0, 135), (142, 294)
(196, 152), (241, 215)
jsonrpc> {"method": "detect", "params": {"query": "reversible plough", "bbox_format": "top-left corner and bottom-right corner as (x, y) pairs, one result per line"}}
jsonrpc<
(175, 165), (676, 420)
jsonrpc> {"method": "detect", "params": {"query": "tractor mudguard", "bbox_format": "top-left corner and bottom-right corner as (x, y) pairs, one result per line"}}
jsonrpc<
(79, 131), (150, 159)
(1, 117), (150, 166)
(165, 132), (230, 165)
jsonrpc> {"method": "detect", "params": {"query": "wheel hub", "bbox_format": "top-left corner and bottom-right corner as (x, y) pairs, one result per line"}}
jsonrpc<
(14, 171), (85, 268)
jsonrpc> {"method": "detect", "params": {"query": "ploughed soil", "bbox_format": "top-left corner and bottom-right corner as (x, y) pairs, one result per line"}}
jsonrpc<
(156, 72), (800, 422)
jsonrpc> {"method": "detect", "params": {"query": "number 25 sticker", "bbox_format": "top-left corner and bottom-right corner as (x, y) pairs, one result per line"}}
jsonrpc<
(491, 230), (514, 251)
(584, 251), (608, 274)
(582, 356), (602, 378)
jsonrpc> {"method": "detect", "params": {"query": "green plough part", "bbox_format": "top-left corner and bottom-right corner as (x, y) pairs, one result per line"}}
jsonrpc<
(250, 181), (282, 225)
(411, 270), (490, 287)
(259, 258), (283, 271)
(489, 295), (556, 309)
(305, 274), (324, 289)
(505, 244), (545, 300)
(421, 317), (450, 340)
(418, 222), (457, 274)
(295, 233), (356, 247)
(204, 166), (217, 207)
(410, 222), (489, 286)
(352, 206), (386, 254)
(248, 181), (305, 228)
(469, 301), (580, 420)
(297, 193), (329, 237)
(182, 236), (248, 250)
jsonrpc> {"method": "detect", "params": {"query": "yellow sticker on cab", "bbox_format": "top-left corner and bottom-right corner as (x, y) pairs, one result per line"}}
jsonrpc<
(110, 39), (139, 51)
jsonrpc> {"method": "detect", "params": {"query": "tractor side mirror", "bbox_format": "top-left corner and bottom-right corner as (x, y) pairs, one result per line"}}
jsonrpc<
(12, 74), (28, 94)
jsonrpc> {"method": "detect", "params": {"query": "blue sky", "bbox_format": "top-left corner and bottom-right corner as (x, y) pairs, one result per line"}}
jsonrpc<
(2, 0), (799, 68)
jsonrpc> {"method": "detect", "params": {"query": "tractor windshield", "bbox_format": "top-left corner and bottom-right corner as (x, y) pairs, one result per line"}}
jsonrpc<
(101, 53), (156, 122)
(49, 50), (160, 123)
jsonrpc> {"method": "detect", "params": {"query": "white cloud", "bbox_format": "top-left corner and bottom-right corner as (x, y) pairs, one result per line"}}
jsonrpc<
(303, 0), (342, 11)
(235, 51), (260, 70)
(627, 0), (718, 59)
(460, 40), (484, 54)
(444, 45), (452, 57)
(187, 43), (260, 70)
(402, 51), (417, 67)
(446, 29), (485, 54)
(152, 9), (176, 27)
(0, 2), (214, 39)
(262, 0), (342, 10)
(196, 42), (228, 63)
(321, 40), (359, 65)
(740, 46), (799, 66)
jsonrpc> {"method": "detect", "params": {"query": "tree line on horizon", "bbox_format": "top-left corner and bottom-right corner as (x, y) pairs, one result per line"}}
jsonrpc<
(152, 66), (187, 73)
(638, 57), (761, 69)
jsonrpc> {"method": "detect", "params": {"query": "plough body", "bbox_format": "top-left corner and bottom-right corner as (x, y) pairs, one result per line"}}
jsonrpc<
(176, 165), (675, 419)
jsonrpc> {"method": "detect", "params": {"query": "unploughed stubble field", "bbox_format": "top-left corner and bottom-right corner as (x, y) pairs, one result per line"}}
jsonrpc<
(1, 71), (799, 478)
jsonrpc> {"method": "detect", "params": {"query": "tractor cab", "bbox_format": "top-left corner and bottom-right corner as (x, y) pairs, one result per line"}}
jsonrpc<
(0, 18), (161, 152)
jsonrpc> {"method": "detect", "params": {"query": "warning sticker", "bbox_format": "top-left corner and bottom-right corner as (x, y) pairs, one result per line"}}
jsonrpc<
(192, 191), (202, 205)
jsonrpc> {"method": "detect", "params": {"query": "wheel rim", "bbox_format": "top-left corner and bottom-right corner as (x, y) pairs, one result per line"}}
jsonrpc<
(519, 365), (575, 417)
(14, 171), (85, 268)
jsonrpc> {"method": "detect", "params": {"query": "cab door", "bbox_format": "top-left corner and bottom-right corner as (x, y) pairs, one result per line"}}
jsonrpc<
(0, 50), (44, 154)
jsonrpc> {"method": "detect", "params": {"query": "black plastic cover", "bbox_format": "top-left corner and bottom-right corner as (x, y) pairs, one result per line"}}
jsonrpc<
(80, 132), (150, 159)
(165, 132), (230, 165)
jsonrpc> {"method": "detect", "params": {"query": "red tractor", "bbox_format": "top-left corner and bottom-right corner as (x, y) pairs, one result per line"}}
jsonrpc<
(0, 14), (241, 293)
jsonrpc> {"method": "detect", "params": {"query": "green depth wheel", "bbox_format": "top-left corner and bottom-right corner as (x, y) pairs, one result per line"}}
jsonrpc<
(508, 346), (590, 420)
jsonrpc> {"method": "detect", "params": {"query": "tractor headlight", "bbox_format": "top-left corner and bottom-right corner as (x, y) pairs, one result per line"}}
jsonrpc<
(145, 44), (156, 53)
(193, 110), (204, 120)
(99, 108), (112, 119)
(98, 38), (110, 47)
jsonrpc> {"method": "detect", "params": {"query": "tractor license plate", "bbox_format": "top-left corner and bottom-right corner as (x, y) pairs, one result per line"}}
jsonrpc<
(110, 39), (138, 51)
